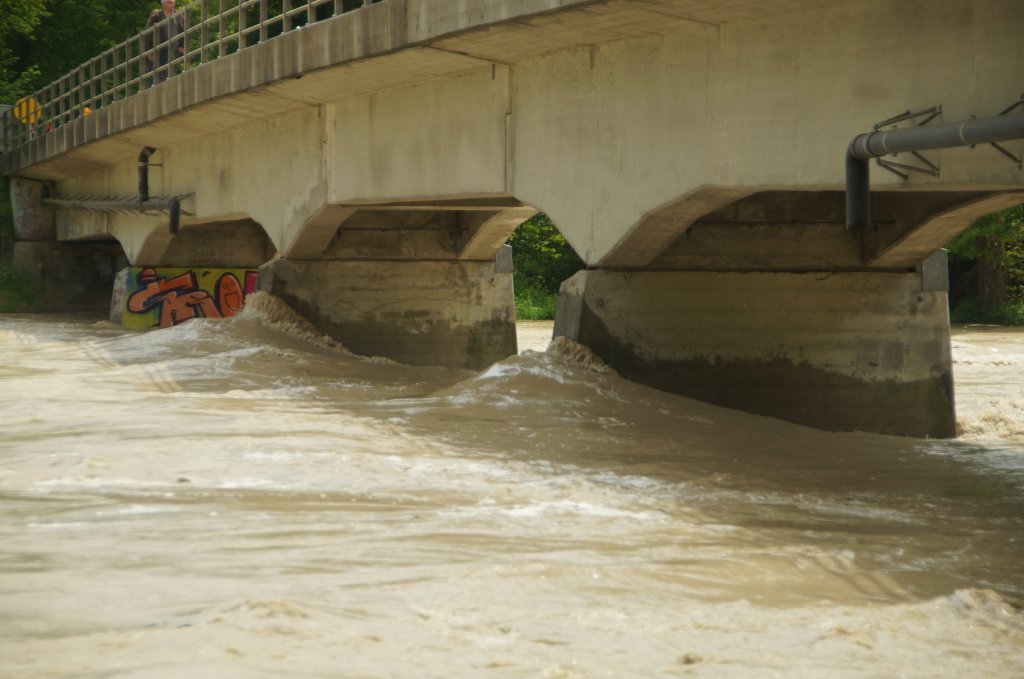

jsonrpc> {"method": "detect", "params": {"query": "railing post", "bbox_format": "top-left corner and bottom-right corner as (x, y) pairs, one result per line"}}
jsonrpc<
(180, 6), (190, 72)
(87, 59), (95, 113)
(138, 31), (144, 92)
(80, 65), (86, 115)
(284, 0), (292, 32)
(260, 0), (268, 42)
(201, 0), (209, 63)
(56, 76), (63, 123)
(219, 2), (227, 58)
(113, 47), (120, 102)
(239, 0), (248, 48)
(44, 84), (53, 132)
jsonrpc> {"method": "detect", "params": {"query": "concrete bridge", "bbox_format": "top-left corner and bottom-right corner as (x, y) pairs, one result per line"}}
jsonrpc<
(4, 0), (1023, 437)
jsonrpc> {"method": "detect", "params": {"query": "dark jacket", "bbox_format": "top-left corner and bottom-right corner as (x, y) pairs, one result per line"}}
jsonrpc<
(144, 9), (186, 64)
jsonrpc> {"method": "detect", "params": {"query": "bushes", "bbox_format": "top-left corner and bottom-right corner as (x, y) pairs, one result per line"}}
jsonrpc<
(946, 204), (1024, 322)
(507, 213), (582, 321)
(513, 282), (558, 321)
(0, 260), (41, 312)
(950, 299), (1024, 326)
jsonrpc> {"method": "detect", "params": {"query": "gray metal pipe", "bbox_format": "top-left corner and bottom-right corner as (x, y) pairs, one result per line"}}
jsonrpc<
(169, 196), (181, 235)
(138, 146), (157, 203)
(845, 146), (872, 230)
(846, 111), (1024, 228)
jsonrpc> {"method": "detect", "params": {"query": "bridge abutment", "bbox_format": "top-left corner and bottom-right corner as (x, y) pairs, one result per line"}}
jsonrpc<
(8, 177), (124, 312)
(258, 255), (517, 370)
(554, 262), (955, 438)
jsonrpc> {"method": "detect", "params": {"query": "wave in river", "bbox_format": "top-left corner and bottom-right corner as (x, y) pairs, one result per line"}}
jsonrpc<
(2, 305), (1023, 678)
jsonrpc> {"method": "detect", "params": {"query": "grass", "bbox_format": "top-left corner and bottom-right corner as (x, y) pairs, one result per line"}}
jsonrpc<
(514, 283), (558, 320)
(950, 300), (1024, 326)
(0, 261), (42, 313)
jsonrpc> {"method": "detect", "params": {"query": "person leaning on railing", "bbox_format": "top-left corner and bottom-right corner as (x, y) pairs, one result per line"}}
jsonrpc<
(144, 0), (186, 85)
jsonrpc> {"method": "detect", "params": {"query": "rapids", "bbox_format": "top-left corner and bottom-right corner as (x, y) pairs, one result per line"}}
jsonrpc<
(1, 296), (1022, 677)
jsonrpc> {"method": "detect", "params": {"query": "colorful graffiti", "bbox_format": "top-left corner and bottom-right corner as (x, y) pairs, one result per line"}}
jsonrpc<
(117, 267), (258, 329)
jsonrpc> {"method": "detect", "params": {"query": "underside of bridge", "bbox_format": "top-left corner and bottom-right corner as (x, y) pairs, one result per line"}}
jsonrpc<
(5, 0), (1023, 437)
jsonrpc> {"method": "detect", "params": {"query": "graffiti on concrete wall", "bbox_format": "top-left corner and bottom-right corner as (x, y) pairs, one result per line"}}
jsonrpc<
(117, 266), (258, 329)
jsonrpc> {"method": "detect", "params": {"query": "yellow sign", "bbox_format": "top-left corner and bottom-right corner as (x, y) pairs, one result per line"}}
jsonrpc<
(12, 97), (41, 124)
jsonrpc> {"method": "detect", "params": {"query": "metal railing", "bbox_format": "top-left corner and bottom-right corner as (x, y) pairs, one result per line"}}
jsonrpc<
(2, 0), (380, 155)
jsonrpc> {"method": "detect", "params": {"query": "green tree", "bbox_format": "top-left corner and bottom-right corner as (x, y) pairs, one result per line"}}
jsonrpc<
(507, 213), (583, 292)
(0, 0), (48, 102)
(946, 204), (1024, 311)
(7, 0), (156, 96)
(506, 213), (583, 319)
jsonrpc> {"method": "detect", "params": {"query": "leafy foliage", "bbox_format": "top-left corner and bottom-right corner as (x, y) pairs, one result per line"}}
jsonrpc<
(947, 204), (1024, 323)
(0, 0), (363, 102)
(945, 204), (1024, 264)
(4, 0), (158, 100)
(505, 213), (585, 319)
(506, 213), (583, 320)
(0, 0), (48, 101)
(0, 259), (42, 312)
(513, 283), (558, 321)
(950, 300), (1024, 326)
(507, 213), (583, 292)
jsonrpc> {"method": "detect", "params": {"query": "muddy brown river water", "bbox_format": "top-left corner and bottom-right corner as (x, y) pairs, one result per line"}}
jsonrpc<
(1, 296), (1023, 678)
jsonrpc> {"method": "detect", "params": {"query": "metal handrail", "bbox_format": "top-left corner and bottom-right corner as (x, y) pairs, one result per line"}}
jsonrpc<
(2, 0), (379, 155)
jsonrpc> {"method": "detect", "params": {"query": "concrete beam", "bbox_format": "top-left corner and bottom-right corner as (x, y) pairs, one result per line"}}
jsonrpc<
(320, 209), (459, 259)
(867, 191), (1024, 268)
(457, 206), (537, 260)
(651, 221), (862, 271)
(285, 205), (357, 259)
(599, 187), (755, 267)
(157, 220), (275, 268)
(338, 197), (525, 211)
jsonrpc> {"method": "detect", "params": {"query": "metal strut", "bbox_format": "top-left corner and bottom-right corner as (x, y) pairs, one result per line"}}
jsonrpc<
(872, 106), (942, 179)
(42, 146), (190, 235)
(41, 195), (193, 214)
(990, 94), (1024, 170)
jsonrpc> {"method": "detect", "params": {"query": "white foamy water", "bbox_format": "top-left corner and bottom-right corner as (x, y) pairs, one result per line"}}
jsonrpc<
(1, 300), (1023, 678)
(951, 325), (1024, 441)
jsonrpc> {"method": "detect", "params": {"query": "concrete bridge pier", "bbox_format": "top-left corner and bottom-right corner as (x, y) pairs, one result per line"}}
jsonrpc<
(259, 204), (532, 370)
(259, 256), (517, 370)
(554, 259), (955, 438)
(7, 177), (124, 312)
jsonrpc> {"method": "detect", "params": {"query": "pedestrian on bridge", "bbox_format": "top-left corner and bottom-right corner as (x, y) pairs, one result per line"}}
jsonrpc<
(144, 0), (186, 86)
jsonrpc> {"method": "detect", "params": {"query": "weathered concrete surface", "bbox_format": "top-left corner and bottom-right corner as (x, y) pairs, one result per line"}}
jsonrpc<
(9, 178), (54, 241)
(866, 191), (1024, 267)
(649, 190), (1020, 271)
(8, 0), (1021, 270)
(554, 268), (955, 437)
(258, 258), (516, 369)
(509, 0), (1024, 265)
(153, 220), (274, 268)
